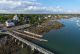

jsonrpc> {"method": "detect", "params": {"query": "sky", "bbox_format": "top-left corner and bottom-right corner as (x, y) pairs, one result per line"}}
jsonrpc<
(0, 0), (80, 14)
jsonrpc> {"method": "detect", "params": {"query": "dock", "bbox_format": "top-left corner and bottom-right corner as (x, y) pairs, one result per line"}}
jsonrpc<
(24, 31), (43, 38)
(6, 31), (54, 54)
(11, 30), (48, 42)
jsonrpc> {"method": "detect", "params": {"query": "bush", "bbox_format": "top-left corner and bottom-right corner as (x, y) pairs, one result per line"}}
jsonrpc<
(0, 16), (7, 23)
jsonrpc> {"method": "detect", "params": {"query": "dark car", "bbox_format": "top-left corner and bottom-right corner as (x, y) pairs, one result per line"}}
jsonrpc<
(0, 29), (7, 32)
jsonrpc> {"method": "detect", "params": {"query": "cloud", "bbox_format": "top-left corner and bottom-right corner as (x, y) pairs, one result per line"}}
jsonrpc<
(0, 0), (41, 9)
(0, 0), (65, 14)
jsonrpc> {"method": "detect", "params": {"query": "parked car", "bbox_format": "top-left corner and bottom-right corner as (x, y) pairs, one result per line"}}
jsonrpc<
(0, 29), (7, 32)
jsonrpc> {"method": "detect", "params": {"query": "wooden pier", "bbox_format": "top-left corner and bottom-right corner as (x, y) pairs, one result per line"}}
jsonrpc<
(6, 31), (54, 54)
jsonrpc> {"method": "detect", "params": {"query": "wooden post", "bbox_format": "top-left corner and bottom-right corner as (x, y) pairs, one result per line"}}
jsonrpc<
(15, 39), (17, 42)
(30, 46), (35, 54)
(18, 41), (21, 45)
(21, 44), (24, 48)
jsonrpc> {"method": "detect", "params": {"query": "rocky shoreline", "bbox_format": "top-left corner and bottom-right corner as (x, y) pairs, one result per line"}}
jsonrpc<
(25, 20), (64, 35)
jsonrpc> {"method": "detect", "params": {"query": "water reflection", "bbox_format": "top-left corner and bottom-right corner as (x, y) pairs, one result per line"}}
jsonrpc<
(69, 17), (80, 30)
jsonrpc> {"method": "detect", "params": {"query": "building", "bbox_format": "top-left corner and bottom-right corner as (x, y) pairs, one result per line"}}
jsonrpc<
(13, 15), (20, 25)
(5, 20), (15, 27)
(48, 15), (51, 18)
(44, 16), (48, 19)
(24, 16), (30, 24)
(13, 15), (19, 22)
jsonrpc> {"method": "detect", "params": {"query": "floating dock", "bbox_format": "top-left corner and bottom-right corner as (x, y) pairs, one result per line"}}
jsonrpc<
(12, 30), (48, 42)
(24, 31), (43, 38)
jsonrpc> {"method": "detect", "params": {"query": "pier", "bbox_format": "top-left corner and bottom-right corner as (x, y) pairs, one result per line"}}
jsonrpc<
(1, 24), (54, 54)
(11, 30), (48, 42)
(24, 31), (43, 38)
(5, 31), (54, 54)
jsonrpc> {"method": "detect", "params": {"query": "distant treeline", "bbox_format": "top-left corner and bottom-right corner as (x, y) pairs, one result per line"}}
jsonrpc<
(0, 14), (80, 23)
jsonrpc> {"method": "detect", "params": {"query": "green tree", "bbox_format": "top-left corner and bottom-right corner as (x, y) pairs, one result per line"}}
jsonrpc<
(0, 16), (6, 23)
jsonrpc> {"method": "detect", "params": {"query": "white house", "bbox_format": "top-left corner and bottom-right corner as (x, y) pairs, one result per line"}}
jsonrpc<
(5, 20), (15, 27)
(13, 15), (19, 22)
(44, 16), (48, 19)
(48, 15), (51, 18)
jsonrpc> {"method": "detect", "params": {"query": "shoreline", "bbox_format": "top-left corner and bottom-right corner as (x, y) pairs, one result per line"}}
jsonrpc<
(24, 19), (64, 35)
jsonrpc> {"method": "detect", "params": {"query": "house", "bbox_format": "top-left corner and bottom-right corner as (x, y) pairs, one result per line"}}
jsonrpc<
(24, 16), (30, 24)
(44, 16), (48, 19)
(13, 15), (19, 22)
(13, 15), (19, 25)
(48, 15), (51, 18)
(5, 20), (15, 27)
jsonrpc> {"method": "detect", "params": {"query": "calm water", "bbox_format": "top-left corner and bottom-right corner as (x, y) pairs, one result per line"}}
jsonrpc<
(39, 17), (80, 54)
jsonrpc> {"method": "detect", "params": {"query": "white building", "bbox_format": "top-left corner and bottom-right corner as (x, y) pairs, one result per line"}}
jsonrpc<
(48, 15), (51, 18)
(44, 16), (48, 19)
(13, 15), (19, 22)
(5, 20), (15, 27)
